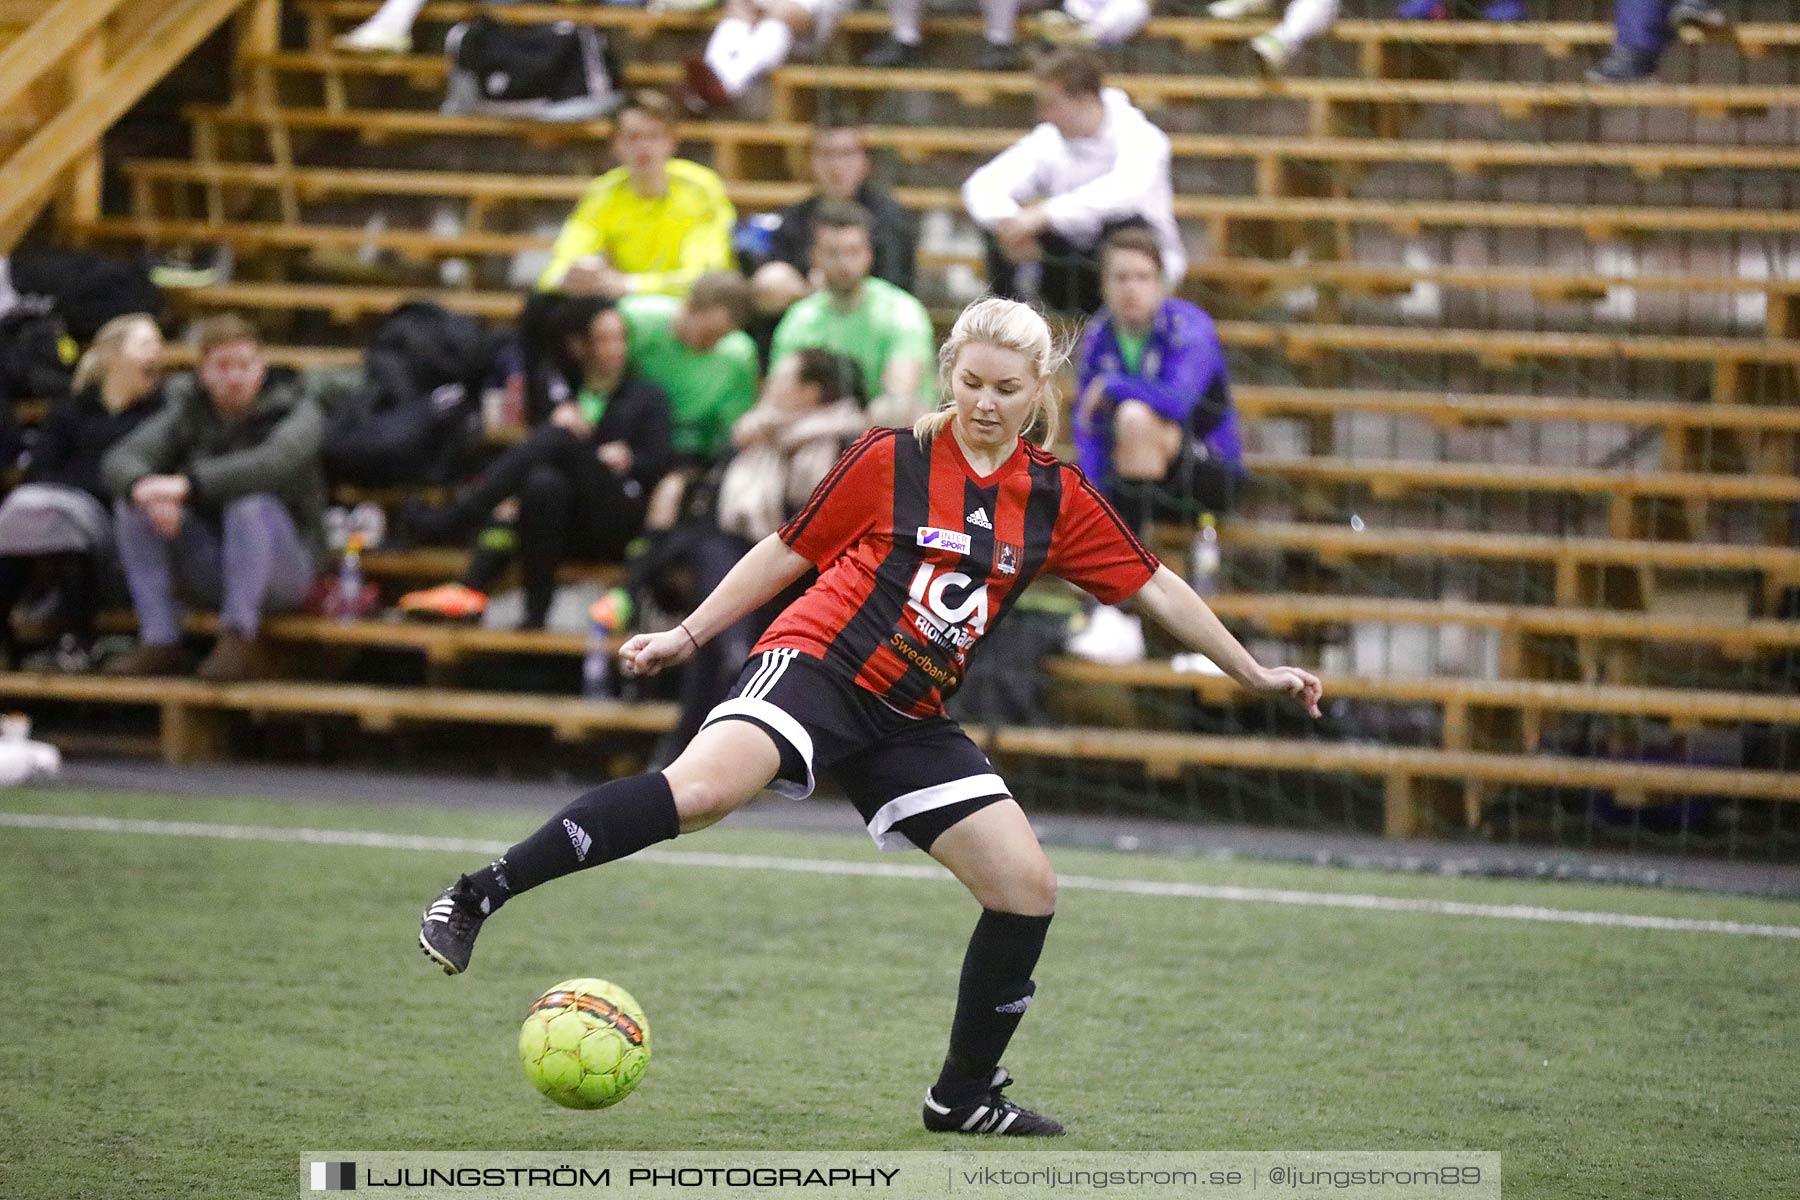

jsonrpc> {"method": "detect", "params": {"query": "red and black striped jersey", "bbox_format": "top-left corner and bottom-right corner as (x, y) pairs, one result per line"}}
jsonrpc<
(757, 426), (1161, 718)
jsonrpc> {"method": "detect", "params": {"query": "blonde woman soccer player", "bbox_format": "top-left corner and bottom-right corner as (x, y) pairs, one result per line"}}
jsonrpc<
(419, 296), (1323, 1136)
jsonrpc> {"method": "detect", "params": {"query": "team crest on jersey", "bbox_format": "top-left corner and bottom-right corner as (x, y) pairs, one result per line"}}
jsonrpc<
(917, 526), (973, 555)
(996, 541), (1020, 575)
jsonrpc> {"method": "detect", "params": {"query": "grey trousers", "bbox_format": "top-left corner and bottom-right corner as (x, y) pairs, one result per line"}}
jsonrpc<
(114, 493), (315, 646)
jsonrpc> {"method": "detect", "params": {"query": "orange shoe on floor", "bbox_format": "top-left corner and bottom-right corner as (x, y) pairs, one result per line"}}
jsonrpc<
(397, 582), (488, 622)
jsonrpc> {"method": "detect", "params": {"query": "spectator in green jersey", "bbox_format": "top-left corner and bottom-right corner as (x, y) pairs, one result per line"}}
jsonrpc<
(768, 200), (935, 428)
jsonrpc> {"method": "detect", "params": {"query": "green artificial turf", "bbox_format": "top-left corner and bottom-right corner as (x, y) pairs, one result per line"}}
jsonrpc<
(1, 786), (1795, 1199)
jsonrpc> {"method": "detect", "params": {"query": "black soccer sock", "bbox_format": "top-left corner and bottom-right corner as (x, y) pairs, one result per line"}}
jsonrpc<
(1110, 476), (1159, 542)
(459, 523), (517, 594)
(466, 773), (681, 911)
(933, 908), (1054, 1106)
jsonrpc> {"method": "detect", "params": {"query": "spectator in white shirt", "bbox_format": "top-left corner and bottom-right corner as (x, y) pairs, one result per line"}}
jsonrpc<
(1205, 0), (1340, 76)
(961, 51), (1184, 316)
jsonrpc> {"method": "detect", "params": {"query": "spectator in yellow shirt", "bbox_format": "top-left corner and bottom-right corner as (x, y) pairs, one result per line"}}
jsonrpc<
(538, 91), (737, 299)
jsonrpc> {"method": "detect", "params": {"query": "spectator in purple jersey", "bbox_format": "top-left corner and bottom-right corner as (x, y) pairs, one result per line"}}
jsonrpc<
(1074, 226), (1242, 529)
(1069, 226), (1243, 664)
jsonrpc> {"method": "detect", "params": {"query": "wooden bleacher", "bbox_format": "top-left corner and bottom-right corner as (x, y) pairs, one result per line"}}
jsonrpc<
(117, 146), (1800, 240)
(296, 3), (1800, 59)
(6, 665), (1794, 838)
(12, 1), (1798, 842)
(180, 104), (1800, 181)
(243, 47), (1800, 121)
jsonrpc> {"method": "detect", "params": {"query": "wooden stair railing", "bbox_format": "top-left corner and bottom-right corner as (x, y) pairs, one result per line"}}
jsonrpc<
(0, 0), (276, 252)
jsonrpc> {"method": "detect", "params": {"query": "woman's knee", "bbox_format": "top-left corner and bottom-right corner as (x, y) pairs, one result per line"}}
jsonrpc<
(660, 720), (783, 832)
(1111, 401), (1179, 479)
(986, 858), (1057, 916)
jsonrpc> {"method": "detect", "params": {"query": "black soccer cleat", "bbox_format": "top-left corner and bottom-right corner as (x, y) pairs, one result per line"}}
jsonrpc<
(922, 1067), (1066, 1137)
(419, 876), (490, 975)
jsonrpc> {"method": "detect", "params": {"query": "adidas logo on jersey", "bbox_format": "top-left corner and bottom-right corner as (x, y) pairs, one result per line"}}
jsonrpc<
(966, 507), (993, 530)
(563, 818), (593, 863)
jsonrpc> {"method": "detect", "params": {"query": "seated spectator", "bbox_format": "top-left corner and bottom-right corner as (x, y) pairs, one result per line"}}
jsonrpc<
(0, 314), (164, 670)
(683, 0), (852, 113)
(1589, 1), (1726, 83)
(1204, 0), (1339, 75)
(864, 0), (1026, 69)
(752, 121), (918, 317)
(399, 301), (672, 630)
(538, 91), (735, 300)
(962, 51), (1183, 316)
(1066, 227), (1243, 665)
(1395, 0), (1524, 18)
(768, 200), (936, 426)
(101, 315), (325, 681)
(617, 271), (761, 530)
(617, 349), (871, 762)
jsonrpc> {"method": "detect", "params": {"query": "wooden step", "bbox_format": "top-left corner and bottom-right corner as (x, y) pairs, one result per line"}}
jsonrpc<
(296, 2), (1800, 57)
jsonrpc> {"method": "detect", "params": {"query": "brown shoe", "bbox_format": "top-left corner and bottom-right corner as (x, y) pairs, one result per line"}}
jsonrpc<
(196, 631), (263, 683)
(103, 642), (187, 677)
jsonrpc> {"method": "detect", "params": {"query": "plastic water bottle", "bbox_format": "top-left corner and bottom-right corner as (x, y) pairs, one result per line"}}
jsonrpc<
(323, 505), (350, 554)
(348, 501), (386, 551)
(1189, 513), (1220, 597)
(336, 534), (364, 624)
(582, 616), (612, 699)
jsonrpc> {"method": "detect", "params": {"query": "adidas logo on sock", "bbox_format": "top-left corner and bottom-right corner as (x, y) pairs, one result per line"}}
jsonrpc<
(994, 995), (1032, 1015)
(967, 507), (993, 530)
(563, 818), (593, 863)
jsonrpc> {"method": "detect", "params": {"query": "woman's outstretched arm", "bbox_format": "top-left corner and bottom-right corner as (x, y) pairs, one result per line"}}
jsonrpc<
(1131, 565), (1323, 717)
(619, 533), (813, 677)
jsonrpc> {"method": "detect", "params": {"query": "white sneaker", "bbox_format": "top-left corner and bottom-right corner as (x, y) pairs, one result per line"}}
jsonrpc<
(1207, 0), (1275, 17)
(1067, 605), (1147, 666)
(334, 21), (411, 53)
(1249, 31), (1293, 75)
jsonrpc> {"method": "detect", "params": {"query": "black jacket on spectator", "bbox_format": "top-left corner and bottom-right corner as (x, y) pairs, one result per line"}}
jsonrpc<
(0, 399), (20, 475)
(769, 183), (918, 294)
(528, 364), (672, 494)
(27, 384), (164, 501)
(579, 372), (675, 500)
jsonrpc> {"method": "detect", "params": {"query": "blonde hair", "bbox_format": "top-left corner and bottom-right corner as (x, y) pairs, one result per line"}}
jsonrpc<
(71, 313), (159, 394)
(914, 296), (1065, 450)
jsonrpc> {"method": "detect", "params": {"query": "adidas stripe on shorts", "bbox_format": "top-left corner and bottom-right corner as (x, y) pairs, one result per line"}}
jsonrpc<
(702, 649), (1012, 852)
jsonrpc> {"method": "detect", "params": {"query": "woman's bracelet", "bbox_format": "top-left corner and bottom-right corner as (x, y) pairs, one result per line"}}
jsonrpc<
(677, 622), (701, 652)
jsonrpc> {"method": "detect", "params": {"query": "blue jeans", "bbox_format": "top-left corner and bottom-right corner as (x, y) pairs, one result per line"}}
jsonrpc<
(1614, 0), (1673, 57)
(114, 493), (316, 645)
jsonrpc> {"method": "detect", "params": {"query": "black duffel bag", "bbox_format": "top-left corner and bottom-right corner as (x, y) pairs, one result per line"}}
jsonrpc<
(442, 17), (622, 122)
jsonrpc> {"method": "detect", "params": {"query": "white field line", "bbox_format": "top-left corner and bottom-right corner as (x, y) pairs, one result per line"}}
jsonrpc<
(4, 811), (1798, 940)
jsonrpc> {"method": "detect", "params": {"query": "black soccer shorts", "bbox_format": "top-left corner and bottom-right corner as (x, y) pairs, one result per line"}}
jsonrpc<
(701, 648), (1012, 852)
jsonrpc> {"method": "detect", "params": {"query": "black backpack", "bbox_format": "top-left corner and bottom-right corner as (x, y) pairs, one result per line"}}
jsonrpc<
(442, 18), (621, 121)
(10, 250), (161, 343)
(0, 299), (78, 402)
(322, 302), (496, 486)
